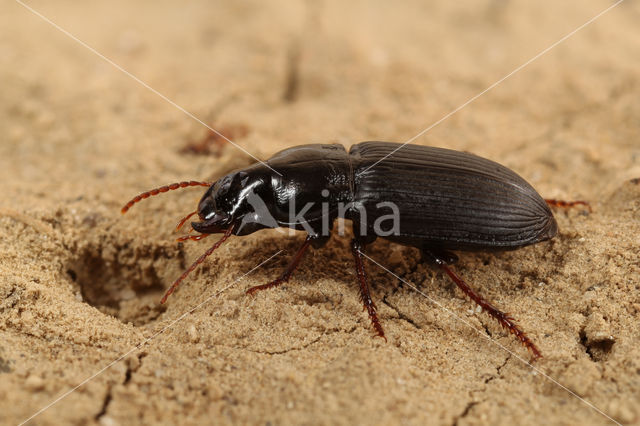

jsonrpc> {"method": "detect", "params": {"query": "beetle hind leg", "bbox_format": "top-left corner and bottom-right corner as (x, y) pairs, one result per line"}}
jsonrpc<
(545, 198), (591, 212)
(351, 239), (386, 341)
(423, 248), (542, 359)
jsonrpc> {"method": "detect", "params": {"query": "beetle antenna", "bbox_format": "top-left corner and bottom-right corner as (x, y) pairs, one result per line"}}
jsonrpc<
(121, 181), (211, 214)
(160, 224), (234, 304)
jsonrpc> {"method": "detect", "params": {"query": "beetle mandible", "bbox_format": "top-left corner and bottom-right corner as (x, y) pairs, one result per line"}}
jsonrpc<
(122, 142), (589, 359)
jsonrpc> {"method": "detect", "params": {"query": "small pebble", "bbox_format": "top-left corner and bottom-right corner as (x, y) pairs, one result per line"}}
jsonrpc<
(584, 312), (614, 344)
(25, 374), (45, 392)
(187, 324), (200, 343)
(99, 416), (119, 426)
(608, 400), (637, 424)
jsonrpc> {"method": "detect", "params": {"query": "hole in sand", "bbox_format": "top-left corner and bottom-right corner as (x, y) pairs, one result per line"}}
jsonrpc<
(66, 238), (185, 326)
(579, 330), (615, 362)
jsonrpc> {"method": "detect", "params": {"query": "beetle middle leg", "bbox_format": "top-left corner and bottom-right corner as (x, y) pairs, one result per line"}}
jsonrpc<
(423, 248), (542, 359)
(246, 234), (327, 295)
(351, 239), (386, 340)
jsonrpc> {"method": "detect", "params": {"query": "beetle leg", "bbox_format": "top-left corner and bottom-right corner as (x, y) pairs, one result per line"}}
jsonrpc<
(176, 232), (210, 242)
(351, 239), (386, 341)
(423, 249), (541, 359)
(160, 225), (234, 304)
(245, 235), (313, 295)
(545, 198), (591, 212)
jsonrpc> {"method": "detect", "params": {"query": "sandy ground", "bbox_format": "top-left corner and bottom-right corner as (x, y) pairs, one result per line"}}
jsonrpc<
(1, 1), (639, 425)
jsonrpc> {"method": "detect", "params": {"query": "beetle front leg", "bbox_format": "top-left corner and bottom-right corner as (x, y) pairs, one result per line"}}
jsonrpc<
(423, 248), (542, 359)
(351, 239), (386, 341)
(246, 234), (325, 295)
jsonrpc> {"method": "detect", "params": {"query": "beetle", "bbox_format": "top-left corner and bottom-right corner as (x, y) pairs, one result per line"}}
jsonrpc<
(122, 142), (589, 358)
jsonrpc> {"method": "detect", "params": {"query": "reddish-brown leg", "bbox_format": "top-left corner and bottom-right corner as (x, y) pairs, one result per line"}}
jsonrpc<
(545, 198), (591, 212)
(351, 239), (386, 341)
(160, 225), (233, 304)
(426, 250), (541, 359)
(246, 235), (313, 295)
(176, 233), (210, 242)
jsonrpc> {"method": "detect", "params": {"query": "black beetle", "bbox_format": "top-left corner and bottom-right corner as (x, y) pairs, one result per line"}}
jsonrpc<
(122, 142), (589, 358)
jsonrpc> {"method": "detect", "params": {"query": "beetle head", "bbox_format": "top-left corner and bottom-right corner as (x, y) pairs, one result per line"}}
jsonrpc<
(192, 170), (273, 235)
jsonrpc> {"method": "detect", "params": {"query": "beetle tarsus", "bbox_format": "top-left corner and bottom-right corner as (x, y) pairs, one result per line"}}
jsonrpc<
(442, 264), (541, 359)
(545, 198), (591, 213)
(246, 235), (313, 295)
(425, 249), (541, 359)
(351, 239), (386, 341)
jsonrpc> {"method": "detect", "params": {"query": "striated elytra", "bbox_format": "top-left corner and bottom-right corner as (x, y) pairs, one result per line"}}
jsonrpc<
(123, 142), (586, 359)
